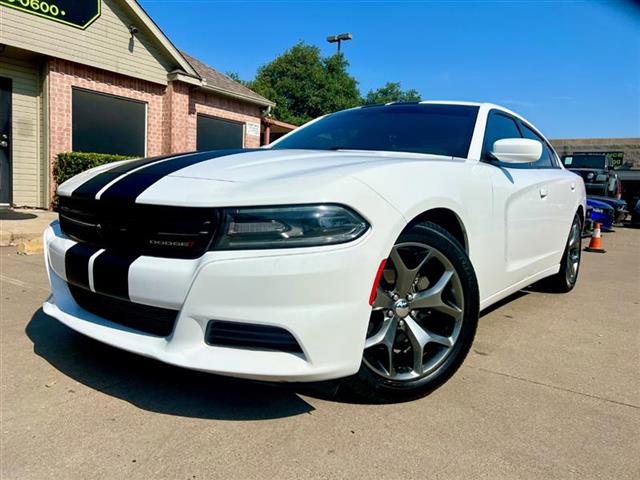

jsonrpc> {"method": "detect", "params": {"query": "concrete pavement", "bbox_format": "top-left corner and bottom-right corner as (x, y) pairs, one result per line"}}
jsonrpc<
(1, 228), (639, 479)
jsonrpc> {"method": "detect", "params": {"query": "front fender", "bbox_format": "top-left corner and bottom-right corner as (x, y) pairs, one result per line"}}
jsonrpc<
(352, 159), (496, 301)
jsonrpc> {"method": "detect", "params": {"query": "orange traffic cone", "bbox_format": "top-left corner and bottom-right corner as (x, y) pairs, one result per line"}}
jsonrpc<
(584, 222), (606, 253)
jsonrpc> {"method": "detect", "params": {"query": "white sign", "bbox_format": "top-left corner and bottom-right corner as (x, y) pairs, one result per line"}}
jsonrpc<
(246, 122), (261, 137)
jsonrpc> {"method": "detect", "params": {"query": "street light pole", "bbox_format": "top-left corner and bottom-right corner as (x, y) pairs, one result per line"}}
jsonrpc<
(326, 33), (352, 53)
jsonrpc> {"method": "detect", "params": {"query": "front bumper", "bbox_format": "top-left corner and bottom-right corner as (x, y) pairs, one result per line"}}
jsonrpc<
(589, 211), (614, 232)
(43, 208), (399, 381)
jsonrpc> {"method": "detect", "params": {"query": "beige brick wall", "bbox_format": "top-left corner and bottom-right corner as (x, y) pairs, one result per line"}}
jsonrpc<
(189, 91), (263, 149)
(47, 58), (166, 196)
(163, 81), (191, 153)
(47, 58), (264, 203)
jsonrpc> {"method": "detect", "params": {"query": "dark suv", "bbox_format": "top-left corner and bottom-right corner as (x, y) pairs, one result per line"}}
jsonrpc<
(563, 154), (619, 197)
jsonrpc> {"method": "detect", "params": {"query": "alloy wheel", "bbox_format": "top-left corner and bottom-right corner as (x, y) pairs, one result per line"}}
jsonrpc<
(566, 219), (581, 284)
(364, 242), (464, 382)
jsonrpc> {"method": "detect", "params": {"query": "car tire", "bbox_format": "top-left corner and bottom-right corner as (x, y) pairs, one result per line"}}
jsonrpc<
(540, 213), (582, 293)
(338, 222), (479, 404)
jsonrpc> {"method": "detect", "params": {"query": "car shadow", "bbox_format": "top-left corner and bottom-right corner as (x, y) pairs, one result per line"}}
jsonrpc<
(479, 290), (529, 317)
(26, 289), (540, 413)
(26, 308), (318, 421)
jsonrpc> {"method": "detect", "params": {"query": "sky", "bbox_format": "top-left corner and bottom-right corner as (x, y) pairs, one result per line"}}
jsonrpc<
(139, 0), (640, 139)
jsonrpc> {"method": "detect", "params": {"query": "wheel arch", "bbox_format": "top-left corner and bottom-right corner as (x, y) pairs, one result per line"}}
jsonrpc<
(404, 207), (469, 253)
(576, 204), (584, 224)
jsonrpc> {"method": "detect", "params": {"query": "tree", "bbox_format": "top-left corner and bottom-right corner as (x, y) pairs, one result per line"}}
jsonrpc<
(225, 71), (250, 87)
(364, 82), (421, 105)
(249, 43), (361, 125)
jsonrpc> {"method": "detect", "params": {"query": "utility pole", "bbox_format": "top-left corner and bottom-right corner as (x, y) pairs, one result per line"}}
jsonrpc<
(326, 33), (353, 53)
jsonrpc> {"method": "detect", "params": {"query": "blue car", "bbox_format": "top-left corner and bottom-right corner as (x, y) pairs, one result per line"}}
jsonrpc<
(587, 195), (628, 225)
(586, 198), (615, 232)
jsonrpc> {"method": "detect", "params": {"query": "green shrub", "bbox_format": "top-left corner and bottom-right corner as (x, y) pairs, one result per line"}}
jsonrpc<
(54, 151), (134, 186)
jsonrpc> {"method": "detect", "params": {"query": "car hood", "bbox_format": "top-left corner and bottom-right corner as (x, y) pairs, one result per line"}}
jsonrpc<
(569, 167), (605, 172)
(588, 195), (627, 209)
(164, 149), (449, 182)
(586, 198), (613, 210)
(146, 149), (455, 206)
(59, 148), (456, 207)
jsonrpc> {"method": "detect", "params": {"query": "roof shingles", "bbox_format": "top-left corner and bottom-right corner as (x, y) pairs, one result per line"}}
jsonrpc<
(180, 51), (274, 107)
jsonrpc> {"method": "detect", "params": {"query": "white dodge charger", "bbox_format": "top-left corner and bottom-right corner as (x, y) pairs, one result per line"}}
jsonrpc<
(43, 102), (585, 402)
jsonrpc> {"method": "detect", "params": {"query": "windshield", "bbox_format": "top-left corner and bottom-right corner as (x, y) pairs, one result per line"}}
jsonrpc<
(564, 155), (606, 169)
(271, 104), (479, 158)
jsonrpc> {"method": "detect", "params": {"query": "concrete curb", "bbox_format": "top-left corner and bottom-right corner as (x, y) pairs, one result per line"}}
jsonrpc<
(0, 208), (56, 254)
(0, 232), (42, 247)
(0, 233), (44, 255)
(16, 237), (44, 255)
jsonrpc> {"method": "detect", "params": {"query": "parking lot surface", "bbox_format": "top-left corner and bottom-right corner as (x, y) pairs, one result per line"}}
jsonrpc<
(1, 228), (639, 479)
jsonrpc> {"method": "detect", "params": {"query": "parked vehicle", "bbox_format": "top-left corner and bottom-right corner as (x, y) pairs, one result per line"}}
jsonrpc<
(588, 195), (628, 225)
(586, 198), (615, 232)
(632, 199), (640, 226)
(563, 153), (620, 197)
(583, 204), (594, 237)
(617, 169), (640, 223)
(43, 102), (586, 403)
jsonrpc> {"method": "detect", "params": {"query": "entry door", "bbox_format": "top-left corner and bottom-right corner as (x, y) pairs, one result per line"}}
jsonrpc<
(481, 110), (550, 285)
(0, 77), (11, 204)
(489, 167), (557, 280)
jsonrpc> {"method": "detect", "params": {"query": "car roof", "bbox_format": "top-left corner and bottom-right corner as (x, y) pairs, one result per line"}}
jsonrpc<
(421, 101), (525, 119)
(360, 100), (523, 119)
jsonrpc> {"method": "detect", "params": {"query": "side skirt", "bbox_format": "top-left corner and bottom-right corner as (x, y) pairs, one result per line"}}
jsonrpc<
(479, 264), (561, 311)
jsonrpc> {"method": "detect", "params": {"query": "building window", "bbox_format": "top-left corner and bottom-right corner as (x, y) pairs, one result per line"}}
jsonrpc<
(72, 89), (146, 156)
(197, 115), (244, 151)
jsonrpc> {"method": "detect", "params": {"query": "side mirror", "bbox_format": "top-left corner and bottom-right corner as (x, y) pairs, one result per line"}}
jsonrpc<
(490, 138), (542, 164)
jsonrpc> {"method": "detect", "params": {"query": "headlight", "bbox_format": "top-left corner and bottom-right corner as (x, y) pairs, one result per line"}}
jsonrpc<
(212, 204), (369, 250)
(595, 174), (607, 182)
(592, 208), (605, 214)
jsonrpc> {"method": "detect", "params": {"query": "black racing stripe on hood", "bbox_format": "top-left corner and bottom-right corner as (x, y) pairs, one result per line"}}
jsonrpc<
(64, 243), (101, 289)
(71, 153), (195, 199)
(92, 250), (140, 300)
(99, 149), (258, 203)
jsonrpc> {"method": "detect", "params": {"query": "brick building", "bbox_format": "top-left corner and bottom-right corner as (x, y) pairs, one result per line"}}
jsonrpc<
(550, 138), (640, 170)
(0, 0), (275, 208)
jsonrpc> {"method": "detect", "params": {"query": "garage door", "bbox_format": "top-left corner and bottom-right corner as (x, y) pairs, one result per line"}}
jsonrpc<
(197, 115), (244, 151)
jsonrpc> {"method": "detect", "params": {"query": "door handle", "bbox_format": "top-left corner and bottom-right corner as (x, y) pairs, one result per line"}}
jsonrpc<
(570, 183), (576, 191)
(539, 187), (548, 198)
(0, 140), (8, 148)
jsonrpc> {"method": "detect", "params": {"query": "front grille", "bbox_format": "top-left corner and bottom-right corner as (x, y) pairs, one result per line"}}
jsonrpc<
(58, 196), (219, 259)
(69, 284), (178, 337)
(205, 321), (303, 354)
